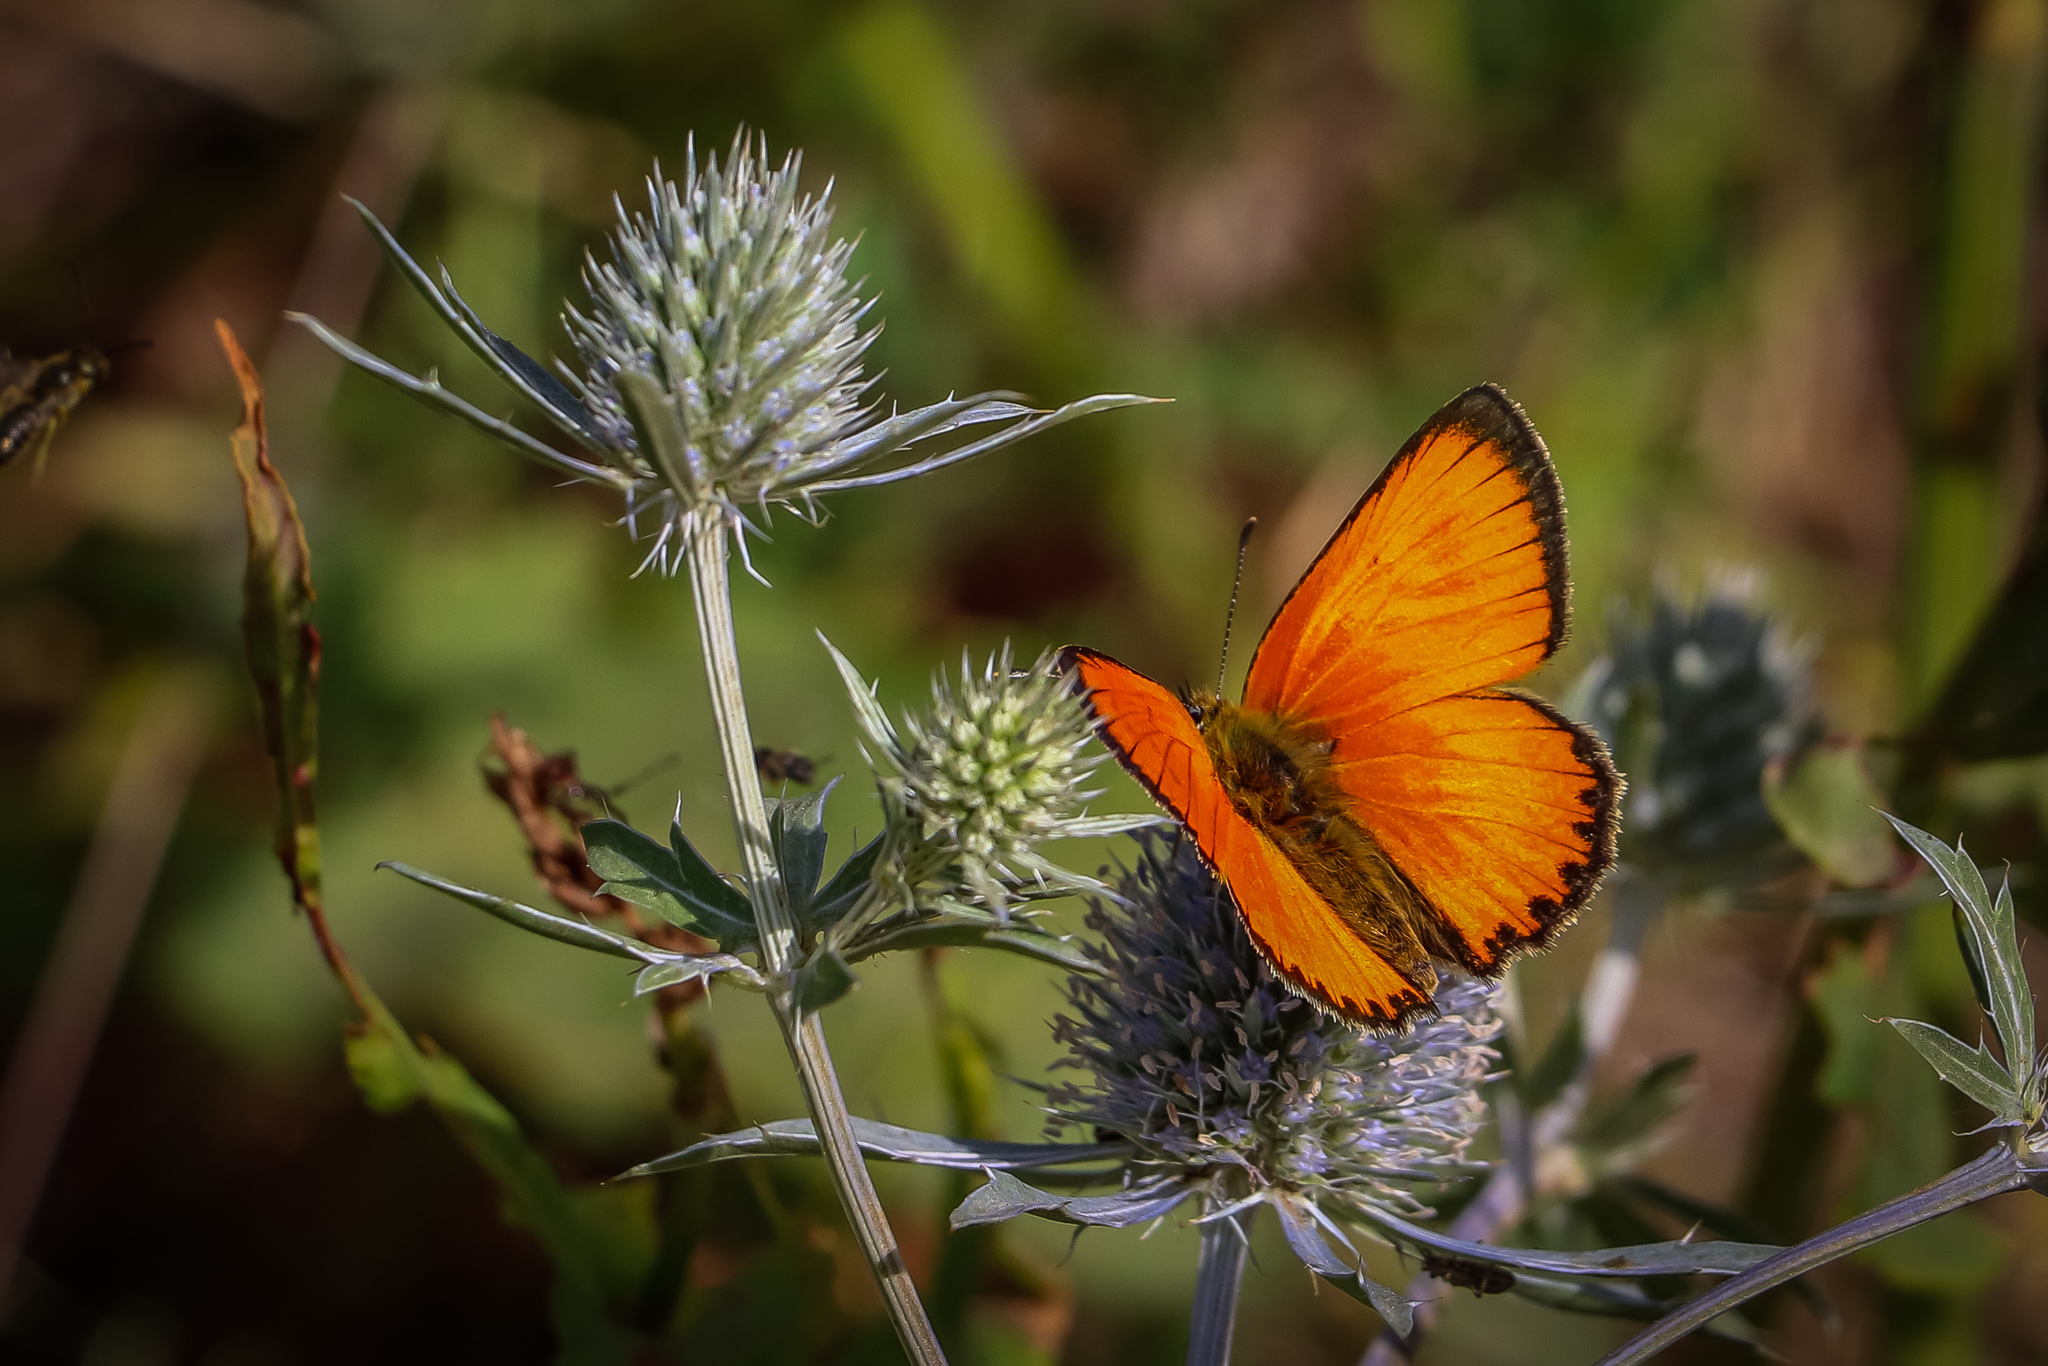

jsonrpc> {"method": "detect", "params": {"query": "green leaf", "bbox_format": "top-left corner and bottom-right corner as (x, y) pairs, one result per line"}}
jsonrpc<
(1053, 813), (1167, 839)
(616, 1116), (1130, 1181)
(337, 984), (620, 1312)
(286, 311), (622, 487)
(668, 815), (757, 917)
(341, 197), (603, 454)
(1579, 1053), (1697, 1156)
(222, 322), (324, 930)
(771, 777), (836, 914)
(582, 817), (755, 945)
(614, 369), (698, 505)
(379, 861), (651, 961)
(818, 633), (898, 753)
(633, 953), (763, 996)
(220, 331), (632, 1334)
(1271, 1195), (1413, 1335)
(1882, 813), (2035, 1098)
(791, 948), (858, 1012)
(1762, 743), (1896, 887)
(806, 830), (884, 932)
(343, 1019), (420, 1114)
(1881, 1017), (2022, 1122)
(1604, 1175), (1785, 1249)
(1355, 1206), (1780, 1278)
(844, 918), (1102, 973)
(949, 1170), (1192, 1230)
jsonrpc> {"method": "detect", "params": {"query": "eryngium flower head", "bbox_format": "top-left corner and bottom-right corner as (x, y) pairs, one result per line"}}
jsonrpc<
(1046, 833), (1500, 1219)
(1569, 575), (1817, 881)
(290, 133), (1155, 582)
(566, 136), (871, 545)
(827, 638), (1156, 922)
(884, 647), (1105, 913)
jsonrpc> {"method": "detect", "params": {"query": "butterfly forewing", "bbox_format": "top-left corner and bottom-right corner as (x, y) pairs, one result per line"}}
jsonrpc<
(1244, 385), (1566, 727)
(1061, 647), (1434, 1026)
(1243, 383), (1618, 971)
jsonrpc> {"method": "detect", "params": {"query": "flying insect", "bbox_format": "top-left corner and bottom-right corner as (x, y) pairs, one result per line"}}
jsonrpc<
(0, 345), (111, 476)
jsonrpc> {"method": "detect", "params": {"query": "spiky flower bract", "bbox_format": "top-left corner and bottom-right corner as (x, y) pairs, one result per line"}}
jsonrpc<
(1047, 833), (1500, 1220)
(1570, 575), (1817, 881)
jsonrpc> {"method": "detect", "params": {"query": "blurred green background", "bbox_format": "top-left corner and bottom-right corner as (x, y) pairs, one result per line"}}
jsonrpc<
(4, 0), (2048, 1362)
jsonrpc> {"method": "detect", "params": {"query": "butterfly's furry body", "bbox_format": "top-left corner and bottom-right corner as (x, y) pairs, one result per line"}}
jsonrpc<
(1185, 687), (1457, 993)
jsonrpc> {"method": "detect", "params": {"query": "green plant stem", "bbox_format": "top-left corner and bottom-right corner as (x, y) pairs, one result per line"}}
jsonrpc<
(1187, 1210), (1252, 1366)
(684, 514), (946, 1366)
(1361, 872), (1665, 1366)
(1594, 1141), (2030, 1366)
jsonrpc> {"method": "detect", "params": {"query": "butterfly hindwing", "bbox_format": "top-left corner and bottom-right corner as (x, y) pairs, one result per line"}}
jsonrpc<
(1328, 689), (1618, 972)
(1062, 647), (1433, 1026)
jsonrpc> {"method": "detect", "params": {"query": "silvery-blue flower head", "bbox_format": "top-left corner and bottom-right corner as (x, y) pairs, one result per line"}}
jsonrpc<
(1570, 575), (1816, 880)
(289, 132), (1156, 581)
(564, 137), (873, 550)
(1046, 833), (1500, 1220)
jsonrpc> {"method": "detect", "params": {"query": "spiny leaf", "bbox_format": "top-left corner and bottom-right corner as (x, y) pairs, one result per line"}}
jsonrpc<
(1882, 814), (2035, 1100)
(1357, 1206), (1780, 1278)
(771, 776), (837, 913)
(380, 861), (649, 960)
(1272, 1195), (1414, 1335)
(582, 816), (755, 944)
(806, 830), (885, 932)
(791, 947), (858, 1012)
(819, 633), (898, 752)
(615, 1116), (1129, 1181)
(1880, 1017), (2022, 1122)
(949, 1169), (1192, 1230)
(343, 196), (602, 453)
(634, 953), (762, 996)
(843, 918), (1102, 973)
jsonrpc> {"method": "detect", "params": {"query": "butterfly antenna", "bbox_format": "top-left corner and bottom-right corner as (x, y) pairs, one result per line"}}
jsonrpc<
(1217, 517), (1257, 697)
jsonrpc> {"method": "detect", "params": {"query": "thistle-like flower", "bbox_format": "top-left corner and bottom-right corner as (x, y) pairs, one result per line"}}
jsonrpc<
(291, 132), (1154, 579)
(1044, 833), (1501, 1221)
(1568, 575), (1817, 881)
(828, 640), (1153, 920)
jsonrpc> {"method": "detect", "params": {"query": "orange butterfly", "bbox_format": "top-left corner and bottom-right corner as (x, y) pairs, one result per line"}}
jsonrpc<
(1063, 385), (1621, 1029)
